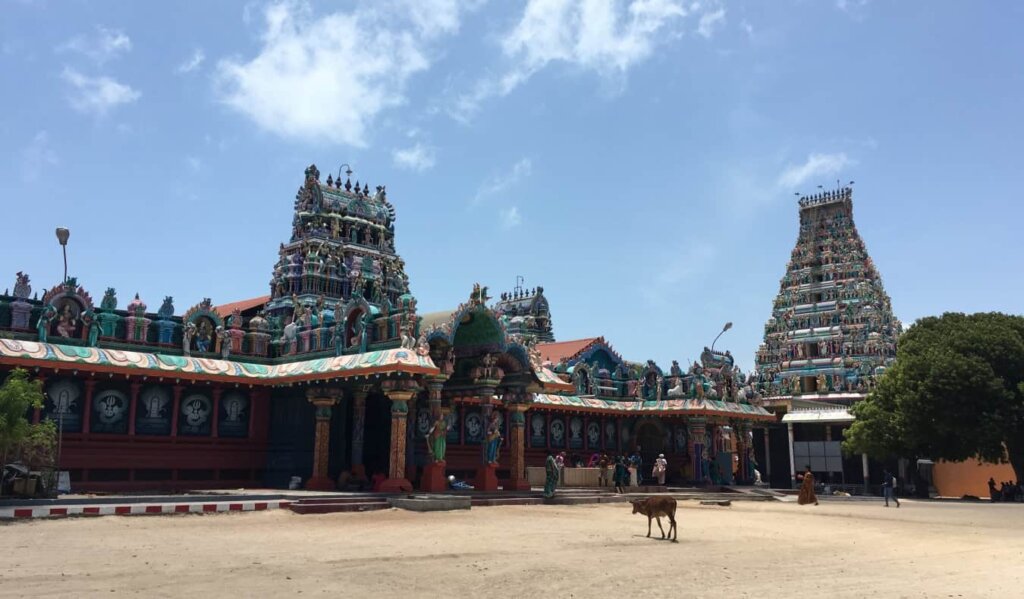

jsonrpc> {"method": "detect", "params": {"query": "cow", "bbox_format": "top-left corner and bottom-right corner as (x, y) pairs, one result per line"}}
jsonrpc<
(630, 497), (678, 542)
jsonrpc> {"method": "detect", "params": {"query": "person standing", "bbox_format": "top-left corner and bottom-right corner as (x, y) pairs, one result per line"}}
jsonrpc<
(543, 452), (560, 499)
(629, 450), (642, 487)
(556, 451), (567, 485)
(613, 456), (629, 494)
(797, 465), (818, 506)
(598, 453), (610, 488)
(653, 453), (668, 486)
(882, 470), (900, 508)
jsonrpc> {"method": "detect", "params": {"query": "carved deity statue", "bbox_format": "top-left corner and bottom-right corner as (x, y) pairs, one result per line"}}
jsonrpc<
(217, 326), (231, 359)
(83, 311), (100, 347)
(484, 411), (503, 465)
(182, 321), (197, 357)
(36, 305), (56, 343)
(427, 414), (450, 463)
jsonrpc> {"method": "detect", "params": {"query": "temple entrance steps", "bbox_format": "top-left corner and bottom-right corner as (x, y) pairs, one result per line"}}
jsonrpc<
(285, 486), (777, 515)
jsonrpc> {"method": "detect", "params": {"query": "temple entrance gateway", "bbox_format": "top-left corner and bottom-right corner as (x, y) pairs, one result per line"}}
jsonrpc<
(635, 419), (667, 468)
(362, 395), (392, 485)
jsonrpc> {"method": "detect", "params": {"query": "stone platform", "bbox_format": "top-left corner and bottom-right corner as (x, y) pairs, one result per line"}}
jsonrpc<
(387, 495), (472, 512)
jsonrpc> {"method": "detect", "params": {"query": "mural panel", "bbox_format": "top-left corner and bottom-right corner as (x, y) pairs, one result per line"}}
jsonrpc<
(529, 413), (547, 448)
(44, 378), (82, 433)
(568, 416), (584, 450)
(586, 419), (601, 450)
(464, 409), (484, 445)
(549, 417), (566, 449)
(179, 393), (212, 436)
(91, 389), (129, 434)
(218, 391), (249, 438)
(136, 385), (172, 435)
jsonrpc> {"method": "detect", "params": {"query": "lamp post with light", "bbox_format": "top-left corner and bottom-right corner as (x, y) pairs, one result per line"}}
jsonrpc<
(711, 322), (733, 352)
(53, 227), (70, 490)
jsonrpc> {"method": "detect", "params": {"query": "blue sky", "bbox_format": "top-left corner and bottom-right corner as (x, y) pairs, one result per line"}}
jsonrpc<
(2, 0), (1022, 372)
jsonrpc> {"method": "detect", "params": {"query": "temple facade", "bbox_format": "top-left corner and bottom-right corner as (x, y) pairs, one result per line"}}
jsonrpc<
(0, 164), (770, 494)
(753, 187), (902, 489)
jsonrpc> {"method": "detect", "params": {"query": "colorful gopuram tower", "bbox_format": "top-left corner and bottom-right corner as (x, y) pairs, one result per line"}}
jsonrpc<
(755, 186), (901, 403)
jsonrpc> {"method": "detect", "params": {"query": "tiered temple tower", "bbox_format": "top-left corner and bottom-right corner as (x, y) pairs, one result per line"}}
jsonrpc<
(493, 284), (555, 343)
(263, 164), (418, 351)
(755, 186), (901, 401)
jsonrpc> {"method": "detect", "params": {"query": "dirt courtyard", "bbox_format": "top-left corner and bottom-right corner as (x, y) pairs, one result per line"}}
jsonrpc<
(2, 499), (1021, 598)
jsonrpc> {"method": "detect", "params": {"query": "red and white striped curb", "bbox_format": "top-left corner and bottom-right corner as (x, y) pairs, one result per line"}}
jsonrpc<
(0, 500), (292, 520)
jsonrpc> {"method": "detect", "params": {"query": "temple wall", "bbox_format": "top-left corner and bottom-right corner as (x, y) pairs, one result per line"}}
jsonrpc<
(933, 459), (1015, 498)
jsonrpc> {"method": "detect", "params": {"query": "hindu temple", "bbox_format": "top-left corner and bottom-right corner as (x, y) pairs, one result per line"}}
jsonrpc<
(0, 164), (772, 493)
(753, 186), (902, 489)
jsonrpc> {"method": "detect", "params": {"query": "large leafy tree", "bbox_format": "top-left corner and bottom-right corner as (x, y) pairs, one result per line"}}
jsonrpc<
(0, 368), (46, 465)
(844, 313), (1024, 482)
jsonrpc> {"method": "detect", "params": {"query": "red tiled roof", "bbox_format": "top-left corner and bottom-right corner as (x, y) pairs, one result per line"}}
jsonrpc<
(214, 295), (270, 316)
(536, 337), (600, 364)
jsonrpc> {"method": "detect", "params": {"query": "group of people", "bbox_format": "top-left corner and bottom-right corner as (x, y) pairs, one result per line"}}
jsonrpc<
(543, 449), (671, 499)
(988, 478), (1023, 502)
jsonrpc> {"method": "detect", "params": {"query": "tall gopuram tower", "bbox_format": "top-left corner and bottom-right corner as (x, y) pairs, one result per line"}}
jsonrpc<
(756, 186), (901, 404)
(264, 164), (417, 349)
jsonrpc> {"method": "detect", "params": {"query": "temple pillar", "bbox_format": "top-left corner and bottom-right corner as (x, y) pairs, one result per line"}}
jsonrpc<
(419, 378), (448, 492)
(128, 382), (140, 436)
(210, 387), (222, 438)
(82, 379), (96, 434)
(503, 399), (531, 491)
(474, 387), (499, 492)
(787, 422), (796, 489)
(737, 422), (752, 484)
(405, 397), (418, 482)
(305, 388), (340, 491)
(170, 385), (183, 437)
(350, 386), (369, 480)
(763, 427), (772, 479)
(687, 417), (707, 484)
(379, 383), (418, 493)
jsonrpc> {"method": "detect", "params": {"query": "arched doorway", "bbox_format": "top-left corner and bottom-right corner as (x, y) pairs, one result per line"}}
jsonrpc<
(635, 419), (668, 466)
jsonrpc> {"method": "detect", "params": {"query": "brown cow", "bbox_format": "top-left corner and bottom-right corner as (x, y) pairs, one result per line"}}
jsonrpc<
(630, 497), (678, 542)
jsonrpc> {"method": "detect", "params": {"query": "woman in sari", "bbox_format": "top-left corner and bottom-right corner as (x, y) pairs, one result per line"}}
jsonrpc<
(543, 452), (559, 498)
(797, 465), (819, 505)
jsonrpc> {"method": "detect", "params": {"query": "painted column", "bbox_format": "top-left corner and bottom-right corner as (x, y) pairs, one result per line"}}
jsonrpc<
(862, 453), (870, 494)
(82, 379), (96, 434)
(474, 387), (499, 492)
(350, 386), (369, 479)
(170, 385), (184, 437)
(787, 422), (796, 489)
(405, 396), (418, 482)
(128, 382), (140, 436)
(32, 375), (45, 425)
(687, 417), (707, 484)
(379, 386), (416, 493)
(419, 378), (448, 492)
(503, 401), (531, 491)
(763, 427), (772, 479)
(211, 387), (222, 438)
(305, 388), (340, 491)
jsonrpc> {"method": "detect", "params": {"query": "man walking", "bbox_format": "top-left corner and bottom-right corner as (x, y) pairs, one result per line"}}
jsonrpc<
(597, 453), (610, 488)
(882, 470), (900, 508)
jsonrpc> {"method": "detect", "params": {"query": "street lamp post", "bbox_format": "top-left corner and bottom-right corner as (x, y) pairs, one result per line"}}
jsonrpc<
(55, 227), (70, 283)
(711, 322), (733, 352)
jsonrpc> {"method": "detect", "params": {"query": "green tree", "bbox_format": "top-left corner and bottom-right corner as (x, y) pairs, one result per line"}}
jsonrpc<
(844, 313), (1024, 483)
(0, 368), (46, 465)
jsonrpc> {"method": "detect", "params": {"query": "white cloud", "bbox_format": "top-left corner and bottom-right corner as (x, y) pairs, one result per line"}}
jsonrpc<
(185, 155), (202, 172)
(697, 7), (725, 38)
(57, 26), (131, 64)
(836, 0), (869, 12)
(740, 19), (753, 39)
(472, 158), (532, 205)
(392, 143), (436, 172)
(777, 153), (852, 188)
(60, 67), (141, 116)
(21, 131), (58, 182)
(177, 49), (206, 74)
(499, 205), (522, 229)
(453, 0), (694, 119)
(216, 1), (474, 145)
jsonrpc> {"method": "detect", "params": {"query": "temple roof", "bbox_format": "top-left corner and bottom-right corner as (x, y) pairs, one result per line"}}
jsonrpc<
(0, 339), (437, 386)
(536, 338), (600, 364)
(214, 295), (270, 316)
(532, 394), (774, 420)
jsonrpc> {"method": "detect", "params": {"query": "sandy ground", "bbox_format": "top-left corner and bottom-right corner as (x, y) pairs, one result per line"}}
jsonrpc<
(2, 499), (1022, 598)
